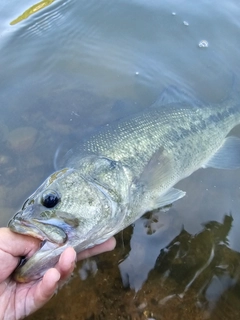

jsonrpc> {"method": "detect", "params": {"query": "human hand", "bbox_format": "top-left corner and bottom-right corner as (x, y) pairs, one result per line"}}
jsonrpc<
(0, 228), (116, 320)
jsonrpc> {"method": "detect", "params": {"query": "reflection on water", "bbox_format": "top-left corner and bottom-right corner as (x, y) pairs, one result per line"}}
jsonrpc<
(147, 214), (240, 319)
(1, 0), (240, 319)
(154, 215), (235, 306)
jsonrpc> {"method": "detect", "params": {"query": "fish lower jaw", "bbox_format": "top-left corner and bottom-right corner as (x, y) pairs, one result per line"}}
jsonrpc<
(13, 241), (64, 283)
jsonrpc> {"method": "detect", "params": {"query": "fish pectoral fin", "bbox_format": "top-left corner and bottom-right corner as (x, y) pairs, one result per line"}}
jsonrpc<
(138, 147), (175, 190)
(135, 147), (185, 210)
(202, 136), (240, 170)
(154, 188), (186, 208)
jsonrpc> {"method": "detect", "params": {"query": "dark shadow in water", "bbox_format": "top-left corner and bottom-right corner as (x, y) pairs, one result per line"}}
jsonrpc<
(147, 214), (240, 318)
(27, 213), (240, 320)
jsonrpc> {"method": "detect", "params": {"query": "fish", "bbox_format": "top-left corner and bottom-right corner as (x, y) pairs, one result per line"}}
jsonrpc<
(8, 87), (240, 282)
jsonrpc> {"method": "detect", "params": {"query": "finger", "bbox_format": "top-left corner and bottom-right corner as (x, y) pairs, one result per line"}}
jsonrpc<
(29, 248), (76, 315)
(77, 237), (116, 261)
(0, 250), (18, 281)
(33, 268), (60, 310)
(55, 247), (76, 280)
(0, 228), (41, 281)
(0, 228), (40, 258)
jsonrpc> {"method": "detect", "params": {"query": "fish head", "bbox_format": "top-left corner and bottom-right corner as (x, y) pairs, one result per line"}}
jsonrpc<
(8, 157), (130, 282)
(9, 168), (81, 245)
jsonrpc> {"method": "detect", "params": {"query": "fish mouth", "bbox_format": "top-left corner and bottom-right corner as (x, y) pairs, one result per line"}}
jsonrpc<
(8, 207), (76, 282)
(8, 217), (65, 282)
(8, 214), (67, 244)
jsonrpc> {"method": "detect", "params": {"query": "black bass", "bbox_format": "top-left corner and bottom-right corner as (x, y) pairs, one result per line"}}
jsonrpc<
(8, 89), (240, 282)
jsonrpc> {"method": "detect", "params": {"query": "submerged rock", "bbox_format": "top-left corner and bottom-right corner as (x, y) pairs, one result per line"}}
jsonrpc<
(0, 154), (11, 167)
(6, 126), (38, 153)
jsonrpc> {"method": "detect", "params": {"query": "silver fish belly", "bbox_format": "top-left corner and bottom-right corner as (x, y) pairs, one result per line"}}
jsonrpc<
(8, 97), (240, 282)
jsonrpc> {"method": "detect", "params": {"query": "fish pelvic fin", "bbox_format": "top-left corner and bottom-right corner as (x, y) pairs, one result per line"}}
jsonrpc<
(153, 187), (186, 209)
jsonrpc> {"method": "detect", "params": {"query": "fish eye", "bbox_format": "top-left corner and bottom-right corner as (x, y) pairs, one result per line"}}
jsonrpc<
(41, 190), (60, 208)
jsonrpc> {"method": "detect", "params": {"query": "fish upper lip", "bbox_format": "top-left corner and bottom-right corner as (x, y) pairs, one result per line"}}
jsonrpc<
(10, 214), (68, 244)
(10, 218), (46, 240)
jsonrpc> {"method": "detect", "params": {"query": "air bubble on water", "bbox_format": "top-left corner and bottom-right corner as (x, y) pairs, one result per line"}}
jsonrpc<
(135, 71), (139, 76)
(172, 12), (176, 16)
(198, 40), (209, 48)
(183, 21), (189, 26)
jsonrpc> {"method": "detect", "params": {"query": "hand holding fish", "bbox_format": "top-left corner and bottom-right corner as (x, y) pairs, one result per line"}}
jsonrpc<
(0, 228), (116, 320)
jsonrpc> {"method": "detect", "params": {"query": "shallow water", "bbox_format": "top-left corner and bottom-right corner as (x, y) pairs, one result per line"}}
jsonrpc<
(1, 0), (240, 319)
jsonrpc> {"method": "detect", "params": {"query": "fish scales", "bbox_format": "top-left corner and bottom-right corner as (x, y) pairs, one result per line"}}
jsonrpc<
(69, 102), (240, 183)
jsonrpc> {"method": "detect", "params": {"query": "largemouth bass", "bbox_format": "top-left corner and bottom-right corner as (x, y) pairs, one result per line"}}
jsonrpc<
(8, 89), (240, 282)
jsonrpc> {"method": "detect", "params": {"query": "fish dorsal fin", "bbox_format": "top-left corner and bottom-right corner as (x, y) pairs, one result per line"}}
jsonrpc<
(135, 147), (185, 210)
(151, 86), (203, 108)
(202, 136), (240, 169)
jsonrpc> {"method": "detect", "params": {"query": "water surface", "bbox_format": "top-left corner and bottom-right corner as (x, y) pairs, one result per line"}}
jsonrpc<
(1, 0), (240, 319)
